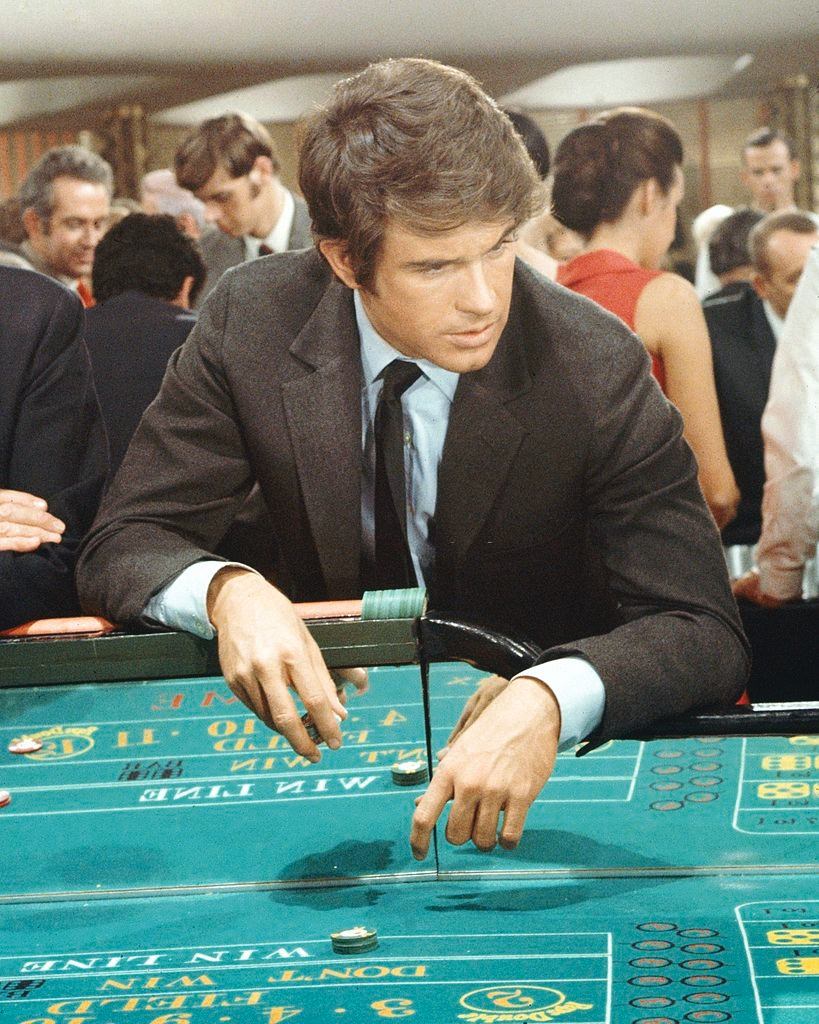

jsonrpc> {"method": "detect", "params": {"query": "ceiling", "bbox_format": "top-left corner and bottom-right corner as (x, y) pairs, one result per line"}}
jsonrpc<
(0, 0), (816, 127)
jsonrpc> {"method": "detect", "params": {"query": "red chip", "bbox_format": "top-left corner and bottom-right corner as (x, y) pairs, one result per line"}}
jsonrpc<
(8, 737), (42, 755)
(0, 790), (11, 808)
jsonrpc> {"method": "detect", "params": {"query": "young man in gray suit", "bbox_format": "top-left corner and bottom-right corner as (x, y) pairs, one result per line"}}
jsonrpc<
(175, 112), (313, 304)
(78, 59), (748, 860)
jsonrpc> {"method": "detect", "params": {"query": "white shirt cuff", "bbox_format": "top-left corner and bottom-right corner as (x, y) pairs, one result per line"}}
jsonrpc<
(513, 656), (606, 751)
(143, 560), (259, 639)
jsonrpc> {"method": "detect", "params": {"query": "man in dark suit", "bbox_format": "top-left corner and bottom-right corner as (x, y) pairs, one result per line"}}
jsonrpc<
(0, 266), (107, 629)
(85, 213), (205, 474)
(703, 208), (770, 545)
(78, 59), (748, 859)
(175, 112), (312, 305)
(705, 210), (819, 548)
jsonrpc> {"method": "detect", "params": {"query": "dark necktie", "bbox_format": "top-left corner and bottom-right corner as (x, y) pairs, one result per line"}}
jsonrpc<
(371, 359), (423, 589)
(258, 243), (274, 256)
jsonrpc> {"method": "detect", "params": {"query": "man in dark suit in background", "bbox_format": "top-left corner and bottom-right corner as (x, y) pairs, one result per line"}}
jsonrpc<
(78, 59), (748, 859)
(706, 209), (818, 571)
(0, 266), (107, 629)
(85, 213), (205, 474)
(703, 208), (769, 546)
(175, 112), (313, 305)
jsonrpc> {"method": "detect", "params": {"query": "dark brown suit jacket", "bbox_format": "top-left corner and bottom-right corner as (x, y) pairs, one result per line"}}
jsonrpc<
(77, 249), (749, 739)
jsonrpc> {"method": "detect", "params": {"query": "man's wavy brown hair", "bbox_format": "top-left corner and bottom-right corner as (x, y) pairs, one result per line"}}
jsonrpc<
(298, 58), (544, 289)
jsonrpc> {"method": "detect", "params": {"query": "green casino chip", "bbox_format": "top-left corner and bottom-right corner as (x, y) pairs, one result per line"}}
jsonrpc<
(361, 588), (427, 620)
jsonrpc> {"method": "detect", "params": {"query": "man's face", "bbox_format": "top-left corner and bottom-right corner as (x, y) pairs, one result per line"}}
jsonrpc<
(195, 163), (263, 237)
(755, 229), (818, 319)
(28, 177), (110, 280)
(348, 219), (518, 374)
(742, 141), (800, 213)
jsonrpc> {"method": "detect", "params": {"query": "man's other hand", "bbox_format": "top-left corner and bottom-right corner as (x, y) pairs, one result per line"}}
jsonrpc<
(437, 674), (510, 760)
(0, 489), (65, 551)
(207, 568), (347, 762)
(409, 676), (561, 860)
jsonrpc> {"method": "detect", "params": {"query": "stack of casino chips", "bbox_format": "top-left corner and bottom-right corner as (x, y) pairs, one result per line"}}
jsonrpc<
(391, 759), (428, 786)
(330, 926), (379, 955)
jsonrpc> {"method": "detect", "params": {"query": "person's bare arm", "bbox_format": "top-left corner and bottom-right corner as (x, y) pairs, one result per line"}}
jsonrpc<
(635, 273), (739, 529)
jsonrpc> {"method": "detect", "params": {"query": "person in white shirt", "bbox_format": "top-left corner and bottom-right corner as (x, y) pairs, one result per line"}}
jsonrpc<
(733, 243), (819, 606)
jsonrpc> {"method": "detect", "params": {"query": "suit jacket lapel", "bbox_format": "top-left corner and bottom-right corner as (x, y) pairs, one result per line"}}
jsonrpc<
(435, 297), (531, 563)
(283, 281), (362, 594)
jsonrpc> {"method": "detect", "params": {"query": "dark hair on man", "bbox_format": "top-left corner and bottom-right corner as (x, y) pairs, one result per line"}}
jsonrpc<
(19, 145), (113, 221)
(91, 213), (206, 304)
(749, 210), (819, 278)
(503, 109), (551, 179)
(708, 207), (764, 276)
(298, 58), (544, 290)
(551, 107), (683, 238)
(743, 127), (796, 161)
(175, 112), (280, 193)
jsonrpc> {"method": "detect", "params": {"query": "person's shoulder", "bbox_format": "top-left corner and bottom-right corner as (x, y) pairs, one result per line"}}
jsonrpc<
(702, 282), (759, 327)
(220, 247), (331, 303)
(642, 269), (698, 307)
(0, 265), (81, 339)
(515, 258), (637, 338)
(512, 258), (648, 378)
(0, 263), (75, 304)
(198, 227), (242, 258)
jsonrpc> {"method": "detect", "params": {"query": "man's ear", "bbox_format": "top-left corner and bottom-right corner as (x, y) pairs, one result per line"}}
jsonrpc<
(319, 239), (360, 290)
(249, 155), (274, 186)
(22, 207), (45, 241)
(175, 212), (200, 239)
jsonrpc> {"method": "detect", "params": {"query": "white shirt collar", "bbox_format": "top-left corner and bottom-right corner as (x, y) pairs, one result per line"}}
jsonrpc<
(243, 188), (295, 260)
(762, 300), (785, 343)
(353, 290), (459, 401)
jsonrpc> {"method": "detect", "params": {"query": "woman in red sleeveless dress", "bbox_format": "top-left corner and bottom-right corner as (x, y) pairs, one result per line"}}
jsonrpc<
(552, 109), (738, 530)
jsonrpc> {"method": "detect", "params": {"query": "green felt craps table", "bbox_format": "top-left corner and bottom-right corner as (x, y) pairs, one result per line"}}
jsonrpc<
(2, 662), (818, 896)
(1, 875), (818, 1023)
(1, 603), (818, 1023)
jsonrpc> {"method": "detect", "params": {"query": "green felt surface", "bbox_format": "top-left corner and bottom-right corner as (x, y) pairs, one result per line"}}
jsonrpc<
(1, 874), (818, 1022)
(1, 645), (818, 1022)
(2, 664), (819, 903)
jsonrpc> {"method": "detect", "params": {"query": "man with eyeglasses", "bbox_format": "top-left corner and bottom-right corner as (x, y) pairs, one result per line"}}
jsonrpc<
(175, 112), (313, 305)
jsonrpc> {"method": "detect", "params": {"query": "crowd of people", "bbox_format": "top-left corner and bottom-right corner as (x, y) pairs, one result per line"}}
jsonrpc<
(0, 58), (815, 854)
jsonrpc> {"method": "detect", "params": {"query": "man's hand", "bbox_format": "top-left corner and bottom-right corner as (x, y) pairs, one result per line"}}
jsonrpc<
(732, 569), (786, 608)
(410, 676), (561, 860)
(207, 568), (348, 762)
(0, 489), (65, 551)
(437, 674), (511, 760)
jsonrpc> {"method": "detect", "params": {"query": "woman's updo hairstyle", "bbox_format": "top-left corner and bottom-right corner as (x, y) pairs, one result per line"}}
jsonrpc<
(551, 107), (683, 238)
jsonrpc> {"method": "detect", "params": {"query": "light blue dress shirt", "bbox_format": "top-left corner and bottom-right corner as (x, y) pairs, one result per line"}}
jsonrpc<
(144, 290), (605, 750)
